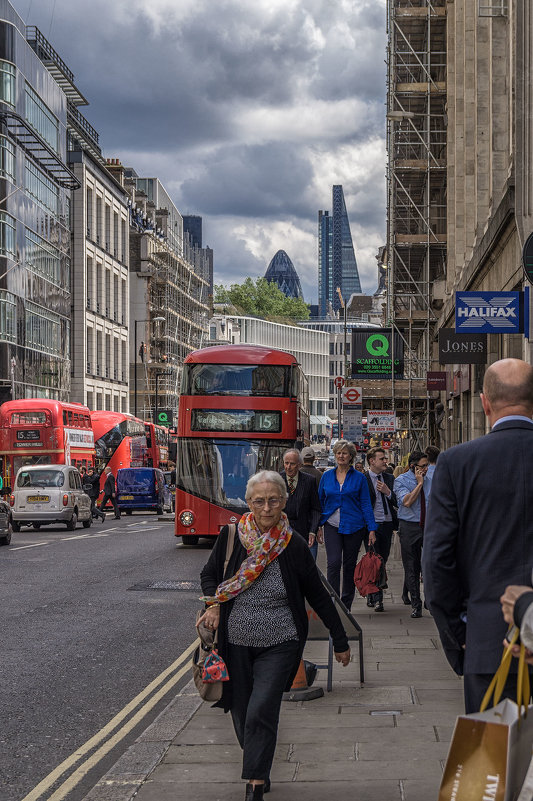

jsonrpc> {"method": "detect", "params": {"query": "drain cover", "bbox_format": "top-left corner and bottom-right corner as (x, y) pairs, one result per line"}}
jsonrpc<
(128, 580), (201, 591)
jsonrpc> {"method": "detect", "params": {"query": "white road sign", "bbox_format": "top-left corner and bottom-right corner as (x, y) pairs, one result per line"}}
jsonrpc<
(366, 410), (396, 433)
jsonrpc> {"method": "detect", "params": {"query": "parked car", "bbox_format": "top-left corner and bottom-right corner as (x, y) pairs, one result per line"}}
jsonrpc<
(163, 471), (175, 513)
(116, 467), (165, 515)
(11, 465), (92, 531)
(0, 487), (12, 545)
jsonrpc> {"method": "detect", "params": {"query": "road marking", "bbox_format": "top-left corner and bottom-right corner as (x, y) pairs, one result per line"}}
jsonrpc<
(134, 526), (164, 532)
(9, 542), (49, 550)
(20, 638), (199, 801)
(61, 534), (92, 541)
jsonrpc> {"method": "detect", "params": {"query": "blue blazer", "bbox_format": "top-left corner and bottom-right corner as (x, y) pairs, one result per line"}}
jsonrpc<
(422, 419), (533, 676)
(319, 466), (376, 534)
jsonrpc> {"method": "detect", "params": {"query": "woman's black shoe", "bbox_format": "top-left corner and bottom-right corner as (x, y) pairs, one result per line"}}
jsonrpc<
(245, 783), (264, 800)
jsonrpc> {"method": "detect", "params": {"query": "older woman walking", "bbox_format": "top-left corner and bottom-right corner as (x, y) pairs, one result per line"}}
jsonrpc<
(319, 439), (376, 611)
(199, 470), (350, 801)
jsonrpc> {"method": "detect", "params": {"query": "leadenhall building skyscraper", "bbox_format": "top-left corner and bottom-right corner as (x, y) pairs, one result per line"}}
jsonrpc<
(318, 185), (361, 317)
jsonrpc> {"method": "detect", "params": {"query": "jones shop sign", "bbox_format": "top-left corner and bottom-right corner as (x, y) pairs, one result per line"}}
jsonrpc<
(455, 291), (526, 334)
(438, 329), (487, 364)
(351, 329), (404, 379)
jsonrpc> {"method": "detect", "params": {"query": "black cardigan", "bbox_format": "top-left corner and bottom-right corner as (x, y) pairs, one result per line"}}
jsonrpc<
(200, 525), (350, 711)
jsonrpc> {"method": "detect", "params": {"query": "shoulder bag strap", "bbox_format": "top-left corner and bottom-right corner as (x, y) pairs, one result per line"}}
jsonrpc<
(223, 523), (236, 578)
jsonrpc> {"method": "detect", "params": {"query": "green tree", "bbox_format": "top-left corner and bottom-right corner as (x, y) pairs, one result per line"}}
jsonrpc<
(214, 277), (309, 320)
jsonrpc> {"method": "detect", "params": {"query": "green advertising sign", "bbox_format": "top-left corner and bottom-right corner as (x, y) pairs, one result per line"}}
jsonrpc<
(351, 328), (404, 379)
(155, 409), (174, 427)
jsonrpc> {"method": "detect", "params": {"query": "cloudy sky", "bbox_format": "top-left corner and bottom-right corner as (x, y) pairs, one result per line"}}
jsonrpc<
(16, 0), (387, 302)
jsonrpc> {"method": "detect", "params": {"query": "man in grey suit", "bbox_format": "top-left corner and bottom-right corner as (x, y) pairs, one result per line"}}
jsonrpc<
(364, 447), (398, 612)
(423, 358), (533, 712)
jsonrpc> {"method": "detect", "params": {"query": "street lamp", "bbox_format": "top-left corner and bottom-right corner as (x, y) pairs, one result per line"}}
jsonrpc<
(134, 316), (165, 419)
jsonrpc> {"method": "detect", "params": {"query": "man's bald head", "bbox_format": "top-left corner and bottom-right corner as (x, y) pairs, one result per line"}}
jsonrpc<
(482, 359), (533, 420)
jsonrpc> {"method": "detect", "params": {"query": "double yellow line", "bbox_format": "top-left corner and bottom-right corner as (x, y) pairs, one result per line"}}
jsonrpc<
(22, 639), (199, 801)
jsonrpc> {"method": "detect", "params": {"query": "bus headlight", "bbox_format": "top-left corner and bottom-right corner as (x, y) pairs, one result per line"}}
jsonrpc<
(179, 510), (194, 526)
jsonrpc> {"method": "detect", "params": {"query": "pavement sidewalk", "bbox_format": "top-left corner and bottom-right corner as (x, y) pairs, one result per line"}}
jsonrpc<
(84, 549), (464, 801)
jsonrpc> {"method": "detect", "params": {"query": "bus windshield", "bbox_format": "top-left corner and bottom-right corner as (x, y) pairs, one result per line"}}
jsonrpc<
(181, 364), (290, 396)
(176, 438), (292, 510)
(95, 419), (146, 463)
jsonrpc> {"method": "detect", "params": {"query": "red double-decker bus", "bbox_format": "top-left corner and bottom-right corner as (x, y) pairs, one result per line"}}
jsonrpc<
(144, 422), (170, 470)
(175, 344), (310, 545)
(0, 400), (95, 486)
(90, 411), (147, 493)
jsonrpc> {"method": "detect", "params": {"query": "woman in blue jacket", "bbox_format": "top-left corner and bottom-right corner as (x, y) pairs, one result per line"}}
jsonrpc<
(319, 440), (376, 610)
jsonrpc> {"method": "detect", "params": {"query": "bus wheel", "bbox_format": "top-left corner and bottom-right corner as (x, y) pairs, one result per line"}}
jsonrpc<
(12, 520), (20, 532)
(33, 523), (41, 529)
(66, 512), (78, 531)
(181, 535), (199, 546)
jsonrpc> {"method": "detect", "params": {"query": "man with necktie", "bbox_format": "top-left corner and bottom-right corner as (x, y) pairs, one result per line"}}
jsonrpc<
(393, 451), (429, 619)
(280, 449), (321, 560)
(364, 447), (398, 612)
(423, 359), (533, 713)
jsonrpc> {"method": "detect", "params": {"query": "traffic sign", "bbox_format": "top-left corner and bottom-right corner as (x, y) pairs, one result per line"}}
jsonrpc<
(342, 386), (362, 407)
(334, 376), (345, 389)
(382, 440), (392, 449)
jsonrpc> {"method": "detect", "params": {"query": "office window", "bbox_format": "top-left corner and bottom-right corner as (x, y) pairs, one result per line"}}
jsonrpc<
(113, 337), (118, 380)
(86, 187), (93, 237)
(25, 228), (61, 286)
(121, 340), (126, 382)
(113, 275), (118, 320)
(121, 278), (126, 324)
(0, 135), (15, 181)
(105, 393), (111, 411)
(86, 327), (94, 373)
(105, 270), (110, 317)
(25, 301), (63, 355)
(25, 83), (59, 153)
(96, 330), (103, 375)
(105, 204), (110, 251)
(96, 196), (102, 244)
(113, 211), (118, 256)
(97, 262), (104, 314)
(86, 390), (93, 410)
(0, 61), (15, 107)
(25, 160), (59, 216)
(105, 333), (111, 378)
(121, 219), (126, 262)
(86, 257), (93, 308)
(0, 211), (15, 258)
(329, 342), (334, 355)
(0, 289), (16, 342)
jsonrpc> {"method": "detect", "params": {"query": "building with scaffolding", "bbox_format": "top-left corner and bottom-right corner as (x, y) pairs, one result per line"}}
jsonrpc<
(121, 169), (210, 422)
(385, 0), (447, 452)
(428, 1), (533, 447)
(0, 8), (80, 404)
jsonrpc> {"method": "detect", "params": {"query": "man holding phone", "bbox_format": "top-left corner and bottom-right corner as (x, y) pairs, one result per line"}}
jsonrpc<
(393, 451), (429, 619)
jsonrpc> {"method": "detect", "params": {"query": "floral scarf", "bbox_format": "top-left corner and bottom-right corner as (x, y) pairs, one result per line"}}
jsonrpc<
(201, 511), (292, 605)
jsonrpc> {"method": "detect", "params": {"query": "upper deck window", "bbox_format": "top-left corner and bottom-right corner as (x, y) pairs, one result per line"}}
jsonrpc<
(10, 411), (48, 424)
(182, 364), (290, 397)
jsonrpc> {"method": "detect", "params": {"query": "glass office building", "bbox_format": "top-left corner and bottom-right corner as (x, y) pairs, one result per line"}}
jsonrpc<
(318, 185), (361, 316)
(264, 249), (304, 300)
(0, 5), (78, 402)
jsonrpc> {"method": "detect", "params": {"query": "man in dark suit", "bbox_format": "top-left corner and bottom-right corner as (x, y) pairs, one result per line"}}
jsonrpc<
(280, 449), (321, 560)
(99, 466), (120, 520)
(423, 358), (533, 713)
(364, 447), (398, 612)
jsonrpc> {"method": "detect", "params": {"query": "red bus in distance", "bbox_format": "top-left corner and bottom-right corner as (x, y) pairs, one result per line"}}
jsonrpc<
(0, 399), (95, 487)
(90, 411), (147, 494)
(175, 344), (310, 545)
(144, 422), (170, 470)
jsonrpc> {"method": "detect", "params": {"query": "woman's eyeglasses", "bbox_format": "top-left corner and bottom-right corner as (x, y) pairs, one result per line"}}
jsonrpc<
(250, 497), (283, 508)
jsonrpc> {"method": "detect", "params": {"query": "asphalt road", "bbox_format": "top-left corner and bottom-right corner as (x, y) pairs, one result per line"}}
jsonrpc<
(0, 513), (213, 801)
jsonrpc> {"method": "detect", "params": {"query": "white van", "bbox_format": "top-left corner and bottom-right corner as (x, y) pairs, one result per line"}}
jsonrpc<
(11, 464), (92, 532)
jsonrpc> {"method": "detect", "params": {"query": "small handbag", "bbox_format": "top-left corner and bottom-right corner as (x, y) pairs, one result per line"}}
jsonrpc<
(192, 524), (236, 701)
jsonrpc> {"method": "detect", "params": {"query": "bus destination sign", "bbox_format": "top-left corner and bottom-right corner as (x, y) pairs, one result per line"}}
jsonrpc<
(191, 409), (282, 434)
(16, 429), (40, 441)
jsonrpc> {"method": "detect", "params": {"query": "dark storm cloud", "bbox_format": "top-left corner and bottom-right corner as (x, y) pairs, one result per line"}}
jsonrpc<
(13, 0), (388, 298)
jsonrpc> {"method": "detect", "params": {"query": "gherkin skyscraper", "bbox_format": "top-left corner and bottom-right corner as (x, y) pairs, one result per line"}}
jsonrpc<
(264, 250), (304, 299)
(318, 185), (361, 316)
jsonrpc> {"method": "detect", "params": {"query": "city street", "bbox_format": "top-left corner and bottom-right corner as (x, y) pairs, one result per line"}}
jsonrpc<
(0, 513), (210, 801)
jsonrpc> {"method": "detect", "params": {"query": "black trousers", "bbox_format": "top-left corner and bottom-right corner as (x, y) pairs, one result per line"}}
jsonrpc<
(226, 639), (300, 781)
(365, 521), (394, 603)
(398, 520), (423, 611)
(463, 672), (523, 715)
(100, 493), (120, 518)
(324, 523), (367, 610)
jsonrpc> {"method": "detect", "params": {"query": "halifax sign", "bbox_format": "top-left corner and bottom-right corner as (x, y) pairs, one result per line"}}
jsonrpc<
(455, 290), (529, 336)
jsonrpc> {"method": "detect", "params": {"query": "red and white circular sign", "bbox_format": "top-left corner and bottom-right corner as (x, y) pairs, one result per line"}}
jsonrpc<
(334, 376), (345, 389)
(343, 387), (361, 404)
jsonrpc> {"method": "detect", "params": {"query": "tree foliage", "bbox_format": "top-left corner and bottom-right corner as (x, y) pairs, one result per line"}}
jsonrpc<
(214, 277), (309, 320)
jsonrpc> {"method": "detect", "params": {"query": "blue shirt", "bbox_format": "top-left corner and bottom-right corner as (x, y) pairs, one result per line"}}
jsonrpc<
(319, 466), (376, 534)
(492, 415), (533, 428)
(394, 469), (431, 523)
